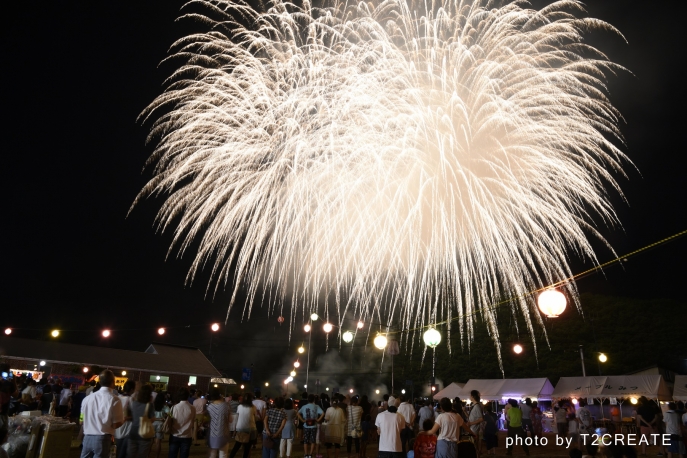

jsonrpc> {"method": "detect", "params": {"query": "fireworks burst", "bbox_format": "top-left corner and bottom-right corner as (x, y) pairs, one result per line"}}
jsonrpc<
(136, 0), (629, 365)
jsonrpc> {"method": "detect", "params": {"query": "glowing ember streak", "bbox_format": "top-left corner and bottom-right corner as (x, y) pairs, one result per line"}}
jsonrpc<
(137, 0), (629, 369)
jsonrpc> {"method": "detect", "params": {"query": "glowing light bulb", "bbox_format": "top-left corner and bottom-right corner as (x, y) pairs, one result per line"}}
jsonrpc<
(375, 390), (380, 394)
(311, 314), (319, 321)
(323, 323), (333, 333)
(357, 321), (364, 329)
(298, 346), (305, 354)
(630, 397), (638, 405)
(598, 353), (607, 363)
(83, 367), (89, 373)
(401, 389), (405, 394)
(349, 388), (354, 393)
(122, 371), (127, 376)
(342, 331), (353, 343)
(102, 330), (111, 338)
(326, 387), (329, 391)
(513, 344), (523, 354)
(39, 361), (46, 366)
(572, 398), (578, 405)
(265, 382), (269, 387)
(537, 289), (567, 317)
(51, 330), (60, 338)
(4, 328), (11, 335)
(158, 328), (166, 335)
(294, 361), (300, 368)
(304, 324), (311, 332)
(241, 384), (245, 389)
(290, 370), (296, 377)
(374, 335), (387, 349)
(211, 323), (220, 332)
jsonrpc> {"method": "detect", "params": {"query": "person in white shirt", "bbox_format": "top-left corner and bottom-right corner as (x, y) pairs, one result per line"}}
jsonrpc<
(375, 405), (405, 458)
(397, 396), (416, 454)
(170, 387), (196, 458)
(21, 380), (37, 400)
(80, 370), (124, 458)
(192, 391), (207, 445)
(664, 402), (685, 458)
(253, 391), (267, 439)
(58, 383), (72, 417)
(426, 398), (475, 458)
(114, 380), (136, 458)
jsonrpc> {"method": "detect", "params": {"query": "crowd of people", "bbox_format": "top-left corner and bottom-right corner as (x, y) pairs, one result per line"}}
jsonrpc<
(2, 373), (687, 458)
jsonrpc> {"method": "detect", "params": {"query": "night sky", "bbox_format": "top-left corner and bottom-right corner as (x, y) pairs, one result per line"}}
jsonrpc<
(3, 0), (686, 381)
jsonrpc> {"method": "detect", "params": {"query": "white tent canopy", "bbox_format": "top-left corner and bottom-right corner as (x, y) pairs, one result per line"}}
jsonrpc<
(458, 379), (505, 401)
(498, 378), (555, 401)
(433, 382), (465, 400)
(553, 376), (671, 400)
(672, 375), (687, 401)
(457, 378), (554, 401)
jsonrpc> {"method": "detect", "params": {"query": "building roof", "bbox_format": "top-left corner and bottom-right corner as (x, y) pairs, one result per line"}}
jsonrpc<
(0, 336), (221, 377)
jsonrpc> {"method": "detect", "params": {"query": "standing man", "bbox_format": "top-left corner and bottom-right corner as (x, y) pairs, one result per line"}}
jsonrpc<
(375, 405), (405, 458)
(397, 396), (416, 454)
(417, 401), (434, 427)
(80, 370), (124, 458)
(297, 394), (324, 458)
(192, 390), (207, 445)
(253, 391), (267, 445)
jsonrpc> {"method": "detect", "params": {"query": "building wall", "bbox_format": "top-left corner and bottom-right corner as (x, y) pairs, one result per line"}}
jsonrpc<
(1, 356), (211, 393)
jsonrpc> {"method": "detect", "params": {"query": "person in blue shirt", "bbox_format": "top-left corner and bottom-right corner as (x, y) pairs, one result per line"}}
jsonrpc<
(298, 394), (324, 458)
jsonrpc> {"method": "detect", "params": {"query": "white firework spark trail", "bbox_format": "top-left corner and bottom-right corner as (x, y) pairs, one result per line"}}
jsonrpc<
(136, 0), (629, 367)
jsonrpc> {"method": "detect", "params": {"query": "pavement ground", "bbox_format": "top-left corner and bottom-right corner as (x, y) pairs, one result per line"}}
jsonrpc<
(67, 431), (671, 458)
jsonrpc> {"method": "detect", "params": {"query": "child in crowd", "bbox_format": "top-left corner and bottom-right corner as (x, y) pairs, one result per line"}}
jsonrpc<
(413, 419), (437, 458)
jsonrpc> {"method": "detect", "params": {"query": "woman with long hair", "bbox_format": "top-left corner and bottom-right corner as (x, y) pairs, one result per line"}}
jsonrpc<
(150, 391), (170, 458)
(126, 384), (155, 458)
(346, 396), (362, 458)
(280, 398), (297, 458)
(207, 388), (232, 458)
(230, 393), (256, 458)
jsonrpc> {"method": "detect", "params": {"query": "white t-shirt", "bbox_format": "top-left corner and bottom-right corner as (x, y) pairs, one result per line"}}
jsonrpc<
(193, 397), (206, 415)
(520, 403), (532, 419)
(663, 410), (681, 436)
(236, 404), (256, 431)
(375, 411), (405, 452)
(435, 412), (463, 442)
(171, 401), (196, 438)
(468, 404), (483, 434)
(253, 398), (267, 421)
(114, 394), (133, 439)
(397, 403), (415, 427)
(22, 386), (37, 399)
(59, 389), (72, 406)
(682, 412), (687, 426)
(81, 387), (124, 436)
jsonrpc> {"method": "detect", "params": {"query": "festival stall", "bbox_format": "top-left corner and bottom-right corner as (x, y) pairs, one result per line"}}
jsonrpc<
(553, 375), (671, 425)
(458, 378), (554, 401)
(673, 375), (687, 401)
(552, 375), (671, 401)
(432, 382), (465, 400)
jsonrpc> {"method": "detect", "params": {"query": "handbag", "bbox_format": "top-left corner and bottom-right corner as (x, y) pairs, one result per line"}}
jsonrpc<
(348, 406), (361, 438)
(264, 434), (275, 449)
(162, 405), (174, 434)
(139, 403), (156, 439)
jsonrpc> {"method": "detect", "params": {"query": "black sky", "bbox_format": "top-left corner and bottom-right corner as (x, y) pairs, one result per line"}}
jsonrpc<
(2, 0), (686, 376)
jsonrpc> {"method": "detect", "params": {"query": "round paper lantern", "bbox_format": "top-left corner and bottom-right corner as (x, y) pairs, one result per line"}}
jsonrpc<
(513, 344), (523, 354)
(423, 327), (441, 348)
(537, 288), (567, 317)
(277, 316), (285, 323)
(211, 323), (220, 331)
(323, 323), (333, 333)
(342, 331), (353, 343)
